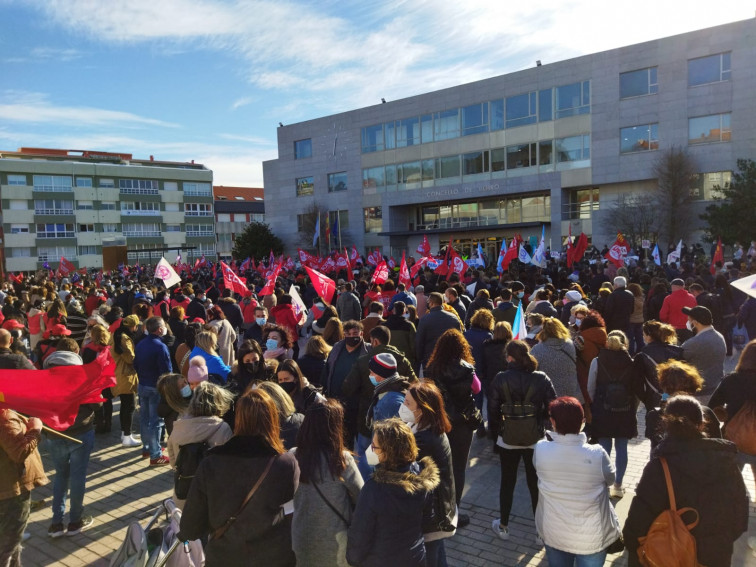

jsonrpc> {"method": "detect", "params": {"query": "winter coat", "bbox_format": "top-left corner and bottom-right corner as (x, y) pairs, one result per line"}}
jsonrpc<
(574, 326), (607, 403)
(488, 363), (557, 447)
(530, 338), (583, 402)
(464, 297), (494, 328)
(291, 451), (363, 567)
(133, 334), (172, 388)
(534, 432), (620, 555)
(290, 383), (325, 415)
(270, 304), (300, 344)
(219, 298), (244, 331)
(416, 307), (463, 368)
(643, 288), (668, 322)
(179, 435), (299, 567)
(603, 288), (635, 332)
(479, 338), (508, 386)
(0, 348), (34, 370)
(414, 429), (456, 536)
(463, 326), (492, 377)
(189, 346), (231, 383)
(0, 409), (49, 500)
(346, 457), (440, 567)
(659, 289), (697, 330)
(623, 437), (748, 567)
(492, 301), (517, 326)
(384, 314), (417, 366)
(185, 298), (207, 323)
(640, 341), (683, 364)
(336, 291), (362, 323)
(426, 360), (477, 428)
(297, 354), (326, 387)
(709, 369), (756, 422)
(207, 318), (237, 368)
(644, 403), (721, 450)
(681, 327), (727, 395)
(112, 333), (138, 396)
(280, 412), (304, 450)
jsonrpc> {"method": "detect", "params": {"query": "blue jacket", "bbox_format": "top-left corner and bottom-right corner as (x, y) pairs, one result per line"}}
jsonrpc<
(133, 334), (172, 388)
(389, 291), (417, 310)
(189, 346), (231, 382)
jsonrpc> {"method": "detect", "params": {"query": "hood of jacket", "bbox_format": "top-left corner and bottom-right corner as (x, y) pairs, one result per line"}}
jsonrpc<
(653, 436), (738, 484)
(372, 456), (440, 494)
(208, 434), (279, 458)
(43, 351), (84, 368)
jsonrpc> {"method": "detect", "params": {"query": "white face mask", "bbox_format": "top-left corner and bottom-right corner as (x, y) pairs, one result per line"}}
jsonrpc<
(365, 444), (380, 466)
(398, 403), (416, 425)
(686, 320), (695, 332)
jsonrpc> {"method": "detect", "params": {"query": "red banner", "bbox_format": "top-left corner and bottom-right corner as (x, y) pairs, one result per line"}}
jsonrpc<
(304, 266), (336, 305)
(399, 252), (411, 288)
(371, 261), (389, 284)
(605, 233), (628, 267)
(417, 235), (431, 257)
(221, 261), (252, 297)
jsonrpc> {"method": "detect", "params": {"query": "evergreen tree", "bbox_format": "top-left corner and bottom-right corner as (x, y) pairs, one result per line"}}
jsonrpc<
(231, 222), (284, 260)
(701, 158), (756, 245)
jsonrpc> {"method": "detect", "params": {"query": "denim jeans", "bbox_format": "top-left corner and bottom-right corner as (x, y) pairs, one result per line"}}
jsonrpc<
(598, 437), (628, 485)
(354, 433), (374, 481)
(0, 491), (30, 567)
(47, 429), (95, 524)
(138, 385), (163, 459)
(545, 545), (608, 566)
(425, 539), (448, 567)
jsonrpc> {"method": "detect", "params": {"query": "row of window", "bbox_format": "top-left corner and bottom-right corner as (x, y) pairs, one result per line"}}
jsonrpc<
(9, 244), (217, 262)
(619, 114), (731, 153)
(8, 222), (215, 236)
(15, 200), (214, 216)
(295, 172), (348, 197)
(4, 175), (211, 195)
(296, 210), (350, 234)
(127, 243), (215, 261)
(216, 213), (265, 223)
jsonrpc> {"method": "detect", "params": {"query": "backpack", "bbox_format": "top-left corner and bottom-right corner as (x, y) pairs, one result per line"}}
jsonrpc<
(499, 380), (540, 446)
(637, 457), (701, 567)
(598, 359), (634, 413)
(724, 400), (756, 455)
(174, 440), (214, 499)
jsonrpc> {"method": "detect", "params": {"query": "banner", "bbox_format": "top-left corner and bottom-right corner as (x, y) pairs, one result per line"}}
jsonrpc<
(154, 257), (182, 288)
(58, 256), (76, 276)
(371, 261), (389, 284)
(304, 266), (336, 305)
(399, 252), (411, 288)
(605, 233), (628, 268)
(220, 261), (252, 297)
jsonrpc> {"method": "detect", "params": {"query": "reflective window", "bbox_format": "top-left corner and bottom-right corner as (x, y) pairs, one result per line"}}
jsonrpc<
(556, 135), (591, 162)
(361, 125), (384, 153)
(539, 140), (554, 165)
(385, 121), (396, 149)
(294, 139), (312, 159)
(99, 179), (115, 188)
(689, 114), (731, 144)
(75, 177), (93, 187)
(101, 202), (116, 210)
(396, 117), (420, 147)
(385, 165), (397, 187)
(522, 195), (550, 221)
(33, 175), (73, 192)
(7, 174), (26, 185)
(689, 53), (731, 86)
(328, 172), (348, 192)
(422, 159), (434, 181)
(435, 155), (460, 179)
(434, 109), (459, 141)
(462, 151), (489, 175)
(491, 148), (506, 172)
(506, 92), (537, 128)
(490, 99), (504, 130)
(364, 207), (382, 233)
(36, 223), (75, 238)
(296, 176), (314, 196)
(362, 167), (385, 191)
(620, 124), (659, 153)
(538, 89), (553, 121)
(620, 67), (658, 98)
(399, 161), (421, 184)
(11, 248), (31, 257)
(507, 143), (536, 169)
(555, 81), (590, 119)
(421, 115), (433, 143)
(183, 183), (211, 196)
(462, 103), (489, 135)
(79, 245), (97, 256)
(689, 171), (731, 201)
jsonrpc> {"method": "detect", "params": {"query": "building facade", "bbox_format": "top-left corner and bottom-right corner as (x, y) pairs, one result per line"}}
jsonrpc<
(214, 185), (265, 260)
(0, 148), (215, 272)
(263, 18), (756, 260)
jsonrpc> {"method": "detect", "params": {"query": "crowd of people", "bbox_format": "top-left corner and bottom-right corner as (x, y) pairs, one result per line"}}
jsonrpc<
(0, 244), (755, 566)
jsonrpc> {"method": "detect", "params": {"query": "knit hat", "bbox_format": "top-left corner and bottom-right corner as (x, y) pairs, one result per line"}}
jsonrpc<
(122, 315), (140, 329)
(565, 290), (582, 303)
(187, 356), (209, 385)
(369, 353), (398, 380)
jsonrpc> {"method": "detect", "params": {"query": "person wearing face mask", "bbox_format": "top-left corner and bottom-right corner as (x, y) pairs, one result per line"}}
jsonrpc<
(680, 305), (726, 401)
(384, 302), (417, 367)
(157, 372), (193, 438)
(276, 359), (325, 414)
(364, 353), (411, 431)
(401, 382), (457, 567)
(510, 281), (527, 308)
(242, 306), (268, 346)
(492, 288), (518, 327)
(262, 325), (295, 364)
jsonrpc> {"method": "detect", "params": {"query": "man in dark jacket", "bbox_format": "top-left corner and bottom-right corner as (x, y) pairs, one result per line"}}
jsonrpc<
(493, 289), (517, 326)
(444, 288), (466, 323)
(464, 289), (494, 329)
(336, 282), (362, 322)
(603, 276), (635, 333)
(0, 330), (34, 370)
(242, 306), (267, 346)
(384, 302), (416, 366)
(185, 290), (207, 322)
(218, 294), (244, 332)
(416, 293), (463, 370)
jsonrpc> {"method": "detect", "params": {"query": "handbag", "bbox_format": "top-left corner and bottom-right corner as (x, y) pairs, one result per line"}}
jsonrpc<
(732, 324), (749, 351)
(312, 481), (352, 527)
(210, 456), (275, 540)
(724, 400), (756, 455)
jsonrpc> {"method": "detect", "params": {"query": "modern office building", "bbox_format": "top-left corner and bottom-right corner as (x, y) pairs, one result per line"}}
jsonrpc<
(214, 185), (265, 260)
(263, 18), (755, 261)
(0, 147), (215, 272)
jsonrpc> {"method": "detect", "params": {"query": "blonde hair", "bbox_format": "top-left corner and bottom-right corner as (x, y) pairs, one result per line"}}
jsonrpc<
(255, 381), (296, 418)
(470, 309), (494, 332)
(571, 304), (590, 317)
(305, 335), (331, 359)
(606, 330), (628, 351)
(537, 317), (571, 342)
(89, 324), (111, 346)
(195, 330), (218, 354)
(492, 321), (513, 342)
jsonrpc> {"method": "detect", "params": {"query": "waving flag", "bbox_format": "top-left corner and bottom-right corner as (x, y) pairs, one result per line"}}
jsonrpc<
(531, 226), (547, 268)
(652, 244), (661, 266)
(410, 256), (432, 278)
(399, 252), (411, 287)
(288, 285), (308, 324)
(259, 261), (281, 296)
(566, 226), (574, 266)
(313, 214), (320, 247)
(304, 266), (336, 305)
(449, 248), (467, 275)
(240, 257), (251, 272)
(284, 256), (295, 271)
(155, 257), (182, 288)
(417, 235), (432, 257)
(367, 249), (382, 267)
(512, 302), (528, 340)
(350, 245), (360, 265)
(605, 233), (628, 268)
(666, 239), (683, 265)
(387, 256), (396, 270)
(475, 242), (486, 268)
(58, 256), (76, 276)
(572, 232), (588, 265)
(710, 237), (723, 274)
(518, 243), (532, 264)
(497, 239), (510, 273)
(220, 261), (251, 297)
(372, 261), (389, 284)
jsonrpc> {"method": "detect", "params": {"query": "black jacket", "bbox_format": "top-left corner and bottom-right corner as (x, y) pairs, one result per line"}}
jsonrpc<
(415, 307), (462, 368)
(479, 338), (508, 385)
(464, 297), (494, 328)
(640, 341), (683, 364)
(0, 348), (34, 370)
(185, 298), (206, 322)
(709, 369), (756, 421)
(426, 360), (477, 428)
(603, 288), (635, 332)
(179, 435), (299, 567)
(296, 354), (326, 387)
(280, 413), (304, 451)
(623, 437), (748, 567)
(414, 429), (456, 534)
(487, 363), (556, 442)
(346, 457), (440, 567)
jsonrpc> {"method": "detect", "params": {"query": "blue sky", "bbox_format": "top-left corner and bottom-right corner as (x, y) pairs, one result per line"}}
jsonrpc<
(0, 0), (751, 186)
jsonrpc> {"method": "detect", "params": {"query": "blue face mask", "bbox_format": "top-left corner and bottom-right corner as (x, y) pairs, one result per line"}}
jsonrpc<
(256, 317), (267, 327)
(369, 375), (379, 387)
(180, 385), (192, 398)
(661, 393), (670, 402)
(517, 291), (524, 298)
(266, 338), (279, 351)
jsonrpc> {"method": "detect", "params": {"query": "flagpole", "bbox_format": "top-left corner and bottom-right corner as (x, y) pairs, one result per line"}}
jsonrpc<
(17, 413), (83, 444)
(338, 212), (342, 251)
(317, 212), (322, 258)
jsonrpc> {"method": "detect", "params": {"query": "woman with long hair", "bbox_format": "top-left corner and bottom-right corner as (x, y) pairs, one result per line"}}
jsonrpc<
(424, 328), (481, 528)
(157, 373), (192, 435)
(292, 399), (363, 566)
(624, 396), (748, 567)
(297, 335), (331, 387)
(531, 318), (582, 402)
(112, 315), (141, 447)
(255, 381), (303, 450)
(206, 305), (237, 367)
(179, 389), (300, 567)
(488, 340), (556, 542)
(189, 330), (231, 383)
(573, 309), (607, 414)
(640, 320), (682, 364)
(322, 317), (344, 347)
(347, 418), (439, 567)
(276, 359), (324, 414)
(400, 381), (457, 567)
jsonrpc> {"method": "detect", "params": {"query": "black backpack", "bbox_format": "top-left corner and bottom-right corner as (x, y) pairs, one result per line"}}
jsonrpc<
(499, 380), (540, 446)
(598, 360), (634, 413)
(174, 422), (224, 499)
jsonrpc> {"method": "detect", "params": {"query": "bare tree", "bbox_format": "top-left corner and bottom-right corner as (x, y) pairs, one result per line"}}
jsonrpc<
(653, 146), (698, 249)
(602, 193), (659, 249)
(297, 202), (327, 252)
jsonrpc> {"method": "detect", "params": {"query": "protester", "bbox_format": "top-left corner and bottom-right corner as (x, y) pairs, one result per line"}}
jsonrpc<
(255, 381), (303, 450)
(530, 318), (582, 402)
(680, 305), (727, 399)
(189, 330), (231, 383)
(262, 324), (295, 364)
(416, 292), (463, 370)
(297, 335), (330, 387)
(640, 320), (683, 364)
(206, 305), (237, 367)
(275, 359), (324, 414)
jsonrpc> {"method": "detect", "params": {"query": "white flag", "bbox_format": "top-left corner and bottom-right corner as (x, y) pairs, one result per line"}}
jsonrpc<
(155, 257), (182, 288)
(512, 302), (528, 340)
(652, 244), (661, 266)
(667, 239), (683, 264)
(518, 243), (532, 264)
(288, 284), (309, 324)
(531, 226), (547, 268)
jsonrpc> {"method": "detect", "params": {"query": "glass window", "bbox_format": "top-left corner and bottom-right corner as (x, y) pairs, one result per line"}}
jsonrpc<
(462, 103), (489, 135)
(328, 172), (348, 192)
(10, 224), (29, 233)
(538, 89), (553, 122)
(620, 67), (658, 98)
(555, 81), (590, 119)
(490, 99), (504, 131)
(164, 224), (182, 232)
(294, 139), (312, 159)
(102, 223), (120, 233)
(689, 114), (731, 144)
(506, 199), (521, 223)
(10, 248), (31, 257)
(77, 201), (94, 210)
(689, 52), (731, 86)
(122, 223), (161, 236)
(34, 199), (74, 214)
(296, 176), (314, 196)
(420, 115), (433, 143)
(98, 178), (115, 188)
(37, 246), (76, 262)
(539, 140), (554, 165)
(361, 124), (383, 153)
(79, 224), (95, 232)
(75, 177), (92, 187)
(329, 210), (349, 230)
(33, 175), (73, 192)
(399, 161), (422, 184)
(217, 213), (231, 222)
(9, 200), (28, 210)
(568, 188), (600, 219)
(101, 202), (116, 210)
(434, 109), (459, 141)
(422, 159), (434, 181)
(163, 181), (178, 191)
(186, 224), (214, 236)
(463, 151), (489, 175)
(506, 92), (537, 128)
(7, 174), (26, 185)
(385, 165), (397, 187)
(164, 202), (179, 212)
(363, 207), (382, 234)
(78, 245), (97, 255)
(620, 124), (659, 153)
(507, 143), (536, 169)
(119, 179), (158, 194)
(396, 117), (420, 147)
(491, 148), (506, 172)
(362, 167), (385, 191)
(121, 201), (160, 214)
(36, 223), (75, 238)
(183, 182), (211, 196)
(184, 203), (213, 216)
(435, 155), (460, 179)
(689, 171), (731, 201)
(556, 135), (591, 162)
(384, 121), (396, 150)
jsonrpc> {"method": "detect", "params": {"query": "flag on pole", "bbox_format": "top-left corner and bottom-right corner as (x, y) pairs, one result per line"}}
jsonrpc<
(288, 284), (308, 325)
(572, 232), (588, 265)
(313, 213), (320, 247)
(325, 214), (331, 246)
(155, 257), (182, 288)
(512, 302), (528, 340)
(220, 261), (252, 297)
(476, 242), (485, 268)
(566, 225), (574, 266)
(710, 237), (723, 274)
(372, 261), (389, 284)
(417, 235), (431, 257)
(652, 244), (661, 266)
(605, 233), (628, 267)
(531, 226), (547, 268)
(666, 239), (683, 264)
(518, 243), (532, 265)
(304, 266), (336, 304)
(399, 252), (411, 288)
(332, 215), (339, 248)
(58, 256), (76, 276)
(259, 261), (281, 296)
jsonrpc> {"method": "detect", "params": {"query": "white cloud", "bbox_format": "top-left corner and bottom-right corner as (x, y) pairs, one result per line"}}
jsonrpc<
(230, 97), (255, 110)
(4, 47), (85, 63)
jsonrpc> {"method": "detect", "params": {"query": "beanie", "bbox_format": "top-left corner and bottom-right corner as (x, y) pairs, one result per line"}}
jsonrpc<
(565, 290), (582, 303)
(369, 352), (398, 380)
(187, 356), (209, 384)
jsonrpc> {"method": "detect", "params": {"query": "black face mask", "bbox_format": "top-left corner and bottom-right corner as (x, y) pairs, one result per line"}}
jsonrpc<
(345, 336), (362, 347)
(280, 381), (297, 394)
(244, 362), (259, 375)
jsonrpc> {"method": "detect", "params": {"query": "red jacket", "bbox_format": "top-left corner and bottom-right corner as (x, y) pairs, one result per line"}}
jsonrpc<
(240, 299), (259, 324)
(659, 289), (697, 329)
(269, 304), (299, 342)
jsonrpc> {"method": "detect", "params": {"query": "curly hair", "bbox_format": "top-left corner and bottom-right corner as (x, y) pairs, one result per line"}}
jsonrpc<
(262, 323), (294, 350)
(373, 417), (418, 471)
(579, 309), (605, 331)
(657, 360), (704, 395)
(426, 328), (474, 369)
(470, 309), (494, 332)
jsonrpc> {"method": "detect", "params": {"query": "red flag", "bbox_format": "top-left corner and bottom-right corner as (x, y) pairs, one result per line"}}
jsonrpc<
(449, 248), (467, 276)
(220, 261), (251, 297)
(399, 252), (411, 288)
(58, 256), (76, 276)
(350, 245), (360, 264)
(387, 256), (396, 270)
(284, 256), (295, 271)
(259, 262), (281, 296)
(605, 233), (628, 267)
(435, 237), (454, 276)
(0, 348), (115, 431)
(410, 256), (432, 278)
(710, 237), (724, 274)
(366, 249), (380, 267)
(372, 261), (389, 284)
(572, 233), (588, 265)
(417, 235), (431, 257)
(304, 266), (336, 305)
(336, 251), (349, 270)
(239, 257), (251, 272)
(501, 238), (519, 271)
(322, 256), (336, 273)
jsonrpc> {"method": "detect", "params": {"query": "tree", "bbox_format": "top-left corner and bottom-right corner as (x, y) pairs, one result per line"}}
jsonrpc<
(700, 158), (756, 245)
(231, 221), (283, 260)
(652, 146), (698, 249)
(602, 193), (659, 250)
(297, 202), (327, 252)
